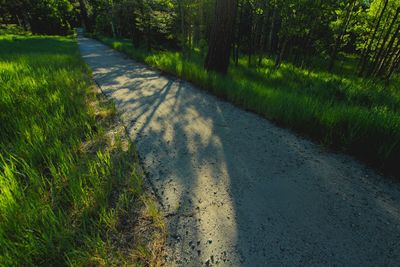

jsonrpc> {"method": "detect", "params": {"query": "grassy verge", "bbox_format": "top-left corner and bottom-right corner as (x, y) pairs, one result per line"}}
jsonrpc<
(0, 34), (165, 265)
(90, 34), (400, 177)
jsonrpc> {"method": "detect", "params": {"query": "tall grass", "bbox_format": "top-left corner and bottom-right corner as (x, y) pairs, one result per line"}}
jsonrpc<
(92, 34), (400, 177)
(0, 34), (163, 266)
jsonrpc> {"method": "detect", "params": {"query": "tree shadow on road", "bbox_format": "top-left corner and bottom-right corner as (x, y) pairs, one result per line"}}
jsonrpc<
(80, 36), (400, 266)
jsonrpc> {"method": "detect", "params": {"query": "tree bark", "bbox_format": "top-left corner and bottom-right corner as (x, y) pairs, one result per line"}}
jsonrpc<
(328, 0), (357, 71)
(380, 33), (400, 76)
(248, 20), (255, 67)
(257, 1), (269, 67)
(178, 0), (186, 54)
(274, 37), (287, 69)
(359, 0), (389, 76)
(204, 0), (238, 74)
(386, 48), (400, 79)
(110, 0), (116, 38)
(268, 3), (277, 53)
(233, 0), (242, 67)
(376, 21), (400, 76)
(79, 0), (91, 32)
(128, 2), (138, 47)
(370, 7), (400, 76)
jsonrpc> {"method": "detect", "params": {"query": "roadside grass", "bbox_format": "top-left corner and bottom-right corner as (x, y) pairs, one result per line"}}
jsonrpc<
(0, 34), (165, 266)
(91, 34), (400, 177)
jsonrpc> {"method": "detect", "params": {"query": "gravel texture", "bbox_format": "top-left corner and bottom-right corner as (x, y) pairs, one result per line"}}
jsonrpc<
(78, 34), (400, 266)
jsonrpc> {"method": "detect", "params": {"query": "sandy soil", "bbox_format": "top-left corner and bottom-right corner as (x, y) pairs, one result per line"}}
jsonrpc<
(78, 34), (400, 266)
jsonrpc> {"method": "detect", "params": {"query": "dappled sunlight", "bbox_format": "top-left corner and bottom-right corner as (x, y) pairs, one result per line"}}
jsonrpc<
(80, 36), (242, 264)
(79, 35), (400, 266)
(377, 198), (400, 223)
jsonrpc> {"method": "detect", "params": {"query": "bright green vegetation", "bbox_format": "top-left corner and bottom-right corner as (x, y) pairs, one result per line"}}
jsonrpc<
(1, 0), (75, 35)
(0, 24), (31, 35)
(94, 34), (400, 176)
(3, 0), (400, 176)
(0, 34), (164, 266)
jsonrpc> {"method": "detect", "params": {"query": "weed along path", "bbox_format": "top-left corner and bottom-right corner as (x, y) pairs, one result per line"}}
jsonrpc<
(78, 34), (400, 266)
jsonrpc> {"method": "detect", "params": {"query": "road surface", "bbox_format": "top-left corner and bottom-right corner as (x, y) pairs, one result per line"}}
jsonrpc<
(78, 33), (400, 266)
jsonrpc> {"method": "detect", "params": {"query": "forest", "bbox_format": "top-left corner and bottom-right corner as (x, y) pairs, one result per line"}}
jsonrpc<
(1, 0), (400, 265)
(2, 0), (400, 79)
(5, 0), (397, 175)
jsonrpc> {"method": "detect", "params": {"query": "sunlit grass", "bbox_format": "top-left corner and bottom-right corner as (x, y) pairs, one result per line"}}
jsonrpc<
(0, 34), (164, 265)
(93, 34), (400, 177)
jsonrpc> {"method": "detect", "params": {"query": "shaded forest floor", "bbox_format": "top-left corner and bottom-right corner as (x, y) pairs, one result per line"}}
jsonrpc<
(90, 33), (400, 178)
(0, 33), (165, 266)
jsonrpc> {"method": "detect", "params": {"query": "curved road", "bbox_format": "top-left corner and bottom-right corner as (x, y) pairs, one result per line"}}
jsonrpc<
(78, 34), (400, 266)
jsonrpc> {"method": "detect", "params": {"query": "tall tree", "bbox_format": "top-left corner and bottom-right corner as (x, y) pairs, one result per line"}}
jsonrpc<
(328, 0), (358, 71)
(204, 0), (237, 74)
(377, 24), (400, 77)
(79, 0), (91, 32)
(358, 0), (389, 76)
(369, 6), (400, 76)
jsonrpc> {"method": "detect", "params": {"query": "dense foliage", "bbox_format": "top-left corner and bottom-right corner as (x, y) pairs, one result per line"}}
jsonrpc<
(2, 0), (399, 78)
(70, 0), (399, 79)
(1, 0), (76, 35)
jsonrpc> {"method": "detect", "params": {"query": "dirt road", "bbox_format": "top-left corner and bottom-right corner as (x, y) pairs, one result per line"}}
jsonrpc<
(78, 34), (400, 266)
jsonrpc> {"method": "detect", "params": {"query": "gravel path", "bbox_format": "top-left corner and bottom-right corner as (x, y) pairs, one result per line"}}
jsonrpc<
(78, 34), (400, 266)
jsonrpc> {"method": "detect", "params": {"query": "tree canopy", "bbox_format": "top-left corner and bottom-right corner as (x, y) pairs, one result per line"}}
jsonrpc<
(2, 0), (399, 78)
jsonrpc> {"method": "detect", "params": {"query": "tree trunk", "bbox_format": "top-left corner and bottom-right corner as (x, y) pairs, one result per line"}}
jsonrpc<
(359, 0), (389, 76)
(178, 0), (186, 54)
(110, 0), (117, 37)
(193, 19), (200, 47)
(386, 49), (400, 80)
(370, 7), (400, 76)
(204, 0), (237, 74)
(138, 0), (150, 50)
(358, 0), (382, 69)
(128, 3), (138, 47)
(376, 21), (400, 76)
(16, 15), (23, 29)
(233, 44), (239, 66)
(256, 1), (269, 67)
(79, 0), (91, 32)
(379, 34), (400, 75)
(328, 0), (356, 71)
(257, 2), (269, 67)
(248, 22), (255, 67)
(274, 38), (287, 69)
(233, 0), (242, 67)
(268, 4), (277, 53)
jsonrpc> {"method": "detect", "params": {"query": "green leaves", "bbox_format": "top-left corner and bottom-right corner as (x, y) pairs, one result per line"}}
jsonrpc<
(2, 0), (76, 35)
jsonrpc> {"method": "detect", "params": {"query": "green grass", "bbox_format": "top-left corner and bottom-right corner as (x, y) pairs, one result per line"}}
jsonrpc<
(0, 33), (164, 266)
(92, 34), (400, 177)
